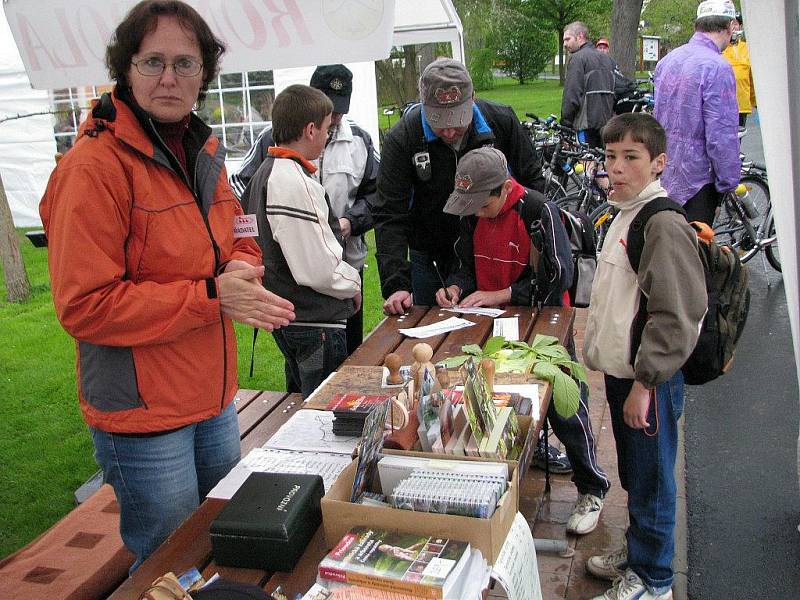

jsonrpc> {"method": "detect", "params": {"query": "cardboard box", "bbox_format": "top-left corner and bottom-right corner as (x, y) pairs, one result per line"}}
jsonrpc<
(321, 455), (519, 564)
(389, 414), (536, 476)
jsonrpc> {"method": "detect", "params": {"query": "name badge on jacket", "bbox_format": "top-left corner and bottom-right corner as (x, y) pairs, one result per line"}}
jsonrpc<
(233, 214), (258, 238)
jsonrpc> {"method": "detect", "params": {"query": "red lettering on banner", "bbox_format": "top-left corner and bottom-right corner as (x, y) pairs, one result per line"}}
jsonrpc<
(14, 13), (58, 71)
(222, 0), (267, 49)
(76, 7), (116, 62)
(53, 9), (87, 68)
(261, 0), (312, 47)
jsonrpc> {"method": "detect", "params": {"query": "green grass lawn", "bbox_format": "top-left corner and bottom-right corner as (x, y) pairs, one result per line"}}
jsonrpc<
(1, 74), (562, 559)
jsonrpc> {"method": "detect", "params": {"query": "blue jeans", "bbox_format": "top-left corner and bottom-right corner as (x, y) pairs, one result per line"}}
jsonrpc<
(410, 250), (453, 306)
(604, 371), (684, 593)
(90, 402), (240, 571)
(273, 325), (347, 398)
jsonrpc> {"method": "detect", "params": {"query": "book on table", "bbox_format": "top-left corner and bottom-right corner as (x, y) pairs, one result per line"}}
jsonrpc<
(318, 527), (471, 599)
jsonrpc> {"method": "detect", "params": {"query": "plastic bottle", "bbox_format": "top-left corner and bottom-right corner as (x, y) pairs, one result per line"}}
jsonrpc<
(735, 183), (759, 219)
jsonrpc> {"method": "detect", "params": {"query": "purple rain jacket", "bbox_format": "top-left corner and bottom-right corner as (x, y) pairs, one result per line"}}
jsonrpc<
(654, 32), (741, 204)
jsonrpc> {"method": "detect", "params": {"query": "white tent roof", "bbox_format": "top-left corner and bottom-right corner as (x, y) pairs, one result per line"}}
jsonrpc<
(1, 0), (463, 226)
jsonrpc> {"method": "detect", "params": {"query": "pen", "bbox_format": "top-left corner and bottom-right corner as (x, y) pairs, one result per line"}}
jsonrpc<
(432, 260), (452, 303)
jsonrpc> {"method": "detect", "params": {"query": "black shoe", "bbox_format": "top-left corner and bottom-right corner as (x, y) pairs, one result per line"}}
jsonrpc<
(532, 441), (573, 474)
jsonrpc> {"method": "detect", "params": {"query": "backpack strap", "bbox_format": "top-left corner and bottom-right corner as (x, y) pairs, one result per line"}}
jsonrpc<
(625, 197), (686, 368)
(625, 197), (685, 272)
(514, 192), (546, 307)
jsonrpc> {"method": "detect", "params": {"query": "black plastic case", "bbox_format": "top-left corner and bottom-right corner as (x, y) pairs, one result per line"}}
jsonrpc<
(209, 472), (324, 571)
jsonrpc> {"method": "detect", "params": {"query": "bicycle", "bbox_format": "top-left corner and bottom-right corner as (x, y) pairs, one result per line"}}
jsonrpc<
(713, 183), (780, 272)
(589, 185), (779, 273)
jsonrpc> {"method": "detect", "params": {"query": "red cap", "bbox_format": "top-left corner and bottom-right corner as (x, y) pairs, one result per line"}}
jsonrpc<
(596, 38), (610, 48)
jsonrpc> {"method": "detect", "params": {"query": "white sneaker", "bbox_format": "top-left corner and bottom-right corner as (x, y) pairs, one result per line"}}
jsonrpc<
(566, 493), (603, 534)
(591, 569), (673, 600)
(587, 546), (628, 581)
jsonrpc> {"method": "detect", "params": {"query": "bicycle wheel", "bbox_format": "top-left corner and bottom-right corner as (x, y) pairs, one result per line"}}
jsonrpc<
(555, 193), (587, 213)
(764, 213), (781, 272)
(588, 202), (616, 252)
(544, 177), (568, 202)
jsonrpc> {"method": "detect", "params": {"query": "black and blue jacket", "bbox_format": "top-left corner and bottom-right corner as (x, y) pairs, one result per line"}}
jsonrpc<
(371, 99), (545, 298)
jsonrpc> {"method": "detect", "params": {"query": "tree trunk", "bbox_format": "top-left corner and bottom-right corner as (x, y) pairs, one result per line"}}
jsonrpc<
(0, 170), (32, 303)
(402, 46), (420, 104)
(558, 30), (566, 85)
(611, 0), (644, 78)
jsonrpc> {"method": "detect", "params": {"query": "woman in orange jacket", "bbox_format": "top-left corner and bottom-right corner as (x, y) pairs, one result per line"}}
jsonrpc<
(39, 0), (295, 570)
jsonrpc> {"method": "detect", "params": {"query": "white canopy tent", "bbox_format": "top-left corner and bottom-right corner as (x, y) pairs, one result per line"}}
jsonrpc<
(1, 0), (463, 226)
(741, 0), (800, 499)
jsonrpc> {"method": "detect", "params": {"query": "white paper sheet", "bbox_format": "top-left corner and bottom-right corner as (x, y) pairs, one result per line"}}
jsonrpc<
(206, 448), (351, 499)
(398, 316), (476, 338)
(493, 317), (520, 341)
(444, 307), (506, 318)
(264, 409), (360, 455)
(491, 512), (543, 600)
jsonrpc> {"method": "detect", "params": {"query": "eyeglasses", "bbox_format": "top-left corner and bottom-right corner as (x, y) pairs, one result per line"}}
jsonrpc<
(131, 56), (203, 78)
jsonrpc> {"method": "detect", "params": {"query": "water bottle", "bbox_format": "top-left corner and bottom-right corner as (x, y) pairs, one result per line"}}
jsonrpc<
(735, 183), (759, 218)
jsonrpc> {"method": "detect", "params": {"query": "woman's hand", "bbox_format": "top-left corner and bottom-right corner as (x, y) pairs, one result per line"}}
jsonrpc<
(623, 381), (652, 429)
(217, 265), (295, 330)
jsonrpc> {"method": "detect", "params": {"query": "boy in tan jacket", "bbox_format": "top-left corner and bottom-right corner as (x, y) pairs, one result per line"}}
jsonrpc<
(583, 114), (706, 600)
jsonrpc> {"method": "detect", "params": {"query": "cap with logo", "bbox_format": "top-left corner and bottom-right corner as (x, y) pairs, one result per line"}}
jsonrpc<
(596, 37), (610, 48)
(419, 59), (474, 129)
(443, 147), (509, 216)
(310, 64), (353, 114)
(696, 0), (736, 20)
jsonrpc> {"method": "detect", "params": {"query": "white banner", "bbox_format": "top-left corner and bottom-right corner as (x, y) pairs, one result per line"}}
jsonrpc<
(3, 0), (395, 89)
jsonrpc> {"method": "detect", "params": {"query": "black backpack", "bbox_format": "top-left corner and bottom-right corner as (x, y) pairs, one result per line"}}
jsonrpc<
(514, 191), (596, 308)
(626, 198), (751, 385)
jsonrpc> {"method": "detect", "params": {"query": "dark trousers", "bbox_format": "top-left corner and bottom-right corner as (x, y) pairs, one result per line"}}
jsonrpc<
(346, 269), (364, 355)
(683, 182), (722, 226)
(273, 326), (347, 399)
(547, 336), (611, 498)
(578, 128), (604, 149)
(739, 113), (748, 127)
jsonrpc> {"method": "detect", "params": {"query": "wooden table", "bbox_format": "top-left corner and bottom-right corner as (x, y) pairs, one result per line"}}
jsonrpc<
(107, 305), (575, 600)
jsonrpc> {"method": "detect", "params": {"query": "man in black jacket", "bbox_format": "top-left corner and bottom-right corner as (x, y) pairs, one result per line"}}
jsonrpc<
(372, 58), (545, 315)
(561, 22), (616, 148)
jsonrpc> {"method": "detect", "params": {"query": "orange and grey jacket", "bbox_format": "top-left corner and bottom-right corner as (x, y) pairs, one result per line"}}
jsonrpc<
(40, 87), (261, 433)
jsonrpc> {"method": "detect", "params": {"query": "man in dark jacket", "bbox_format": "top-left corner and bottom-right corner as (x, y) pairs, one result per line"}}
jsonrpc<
(372, 58), (545, 315)
(561, 22), (616, 148)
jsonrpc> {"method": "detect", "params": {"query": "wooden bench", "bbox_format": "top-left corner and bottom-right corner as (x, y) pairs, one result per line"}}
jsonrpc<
(1, 389), (293, 600)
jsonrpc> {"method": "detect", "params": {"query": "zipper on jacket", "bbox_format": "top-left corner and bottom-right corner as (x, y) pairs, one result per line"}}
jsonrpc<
(148, 118), (227, 410)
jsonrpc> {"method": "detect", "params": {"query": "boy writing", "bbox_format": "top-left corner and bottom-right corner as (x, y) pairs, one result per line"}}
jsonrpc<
(583, 113), (707, 600)
(246, 85), (361, 397)
(436, 146), (610, 536)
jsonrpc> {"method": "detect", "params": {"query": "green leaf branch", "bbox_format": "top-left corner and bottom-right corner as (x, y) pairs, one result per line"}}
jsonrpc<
(441, 334), (587, 418)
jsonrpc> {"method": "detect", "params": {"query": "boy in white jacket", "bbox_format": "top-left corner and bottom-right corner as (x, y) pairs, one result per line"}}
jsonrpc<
(583, 114), (706, 600)
(246, 85), (361, 397)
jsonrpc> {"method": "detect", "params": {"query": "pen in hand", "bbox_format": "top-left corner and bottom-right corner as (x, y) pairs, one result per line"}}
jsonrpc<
(432, 260), (452, 304)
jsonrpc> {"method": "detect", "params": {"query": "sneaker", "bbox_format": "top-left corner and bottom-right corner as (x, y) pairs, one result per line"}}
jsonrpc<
(532, 439), (572, 474)
(591, 569), (673, 600)
(587, 547), (628, 580)
(566, 493), (603, 534)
